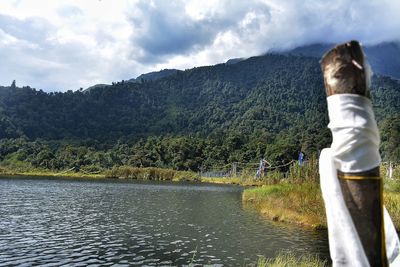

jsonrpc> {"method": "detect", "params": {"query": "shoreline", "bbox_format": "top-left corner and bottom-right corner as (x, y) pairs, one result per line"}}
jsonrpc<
(242, 182), (327, 230)
(0, 168), (329, 267)
(242, 180), (400, 231)
(3, 167), (399, 232)
(0, 169), (107, 179)
(0, 168), (263, 185)
(0, 168), (327, 230)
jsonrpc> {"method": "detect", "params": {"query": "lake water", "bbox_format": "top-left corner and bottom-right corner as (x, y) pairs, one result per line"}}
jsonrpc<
(0, 177), (329, 266)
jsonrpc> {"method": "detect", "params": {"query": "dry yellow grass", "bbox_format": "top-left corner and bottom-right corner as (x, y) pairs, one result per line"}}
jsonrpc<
(384, 191), (400, 229)
(201, 176), (266, 186)
(256, 252), (328, 267)
(242, 182), (327, 229)
(243, 179), (400, 231)
(0, 168), (105, 179)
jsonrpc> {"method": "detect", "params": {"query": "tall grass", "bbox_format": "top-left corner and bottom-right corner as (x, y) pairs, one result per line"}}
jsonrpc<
(285, 158), (319, 183)
(382, 164), (400, 230)
(243, 161), (400, 230)
(202, 159), (320, 186)
(384, 192), (400, 229)
(253, 159), (320, 185)
(256, 252), (327, 267)
(104, 166), (200, 182)
(243, 182), (326, 228)
(382, 164), (400, 180)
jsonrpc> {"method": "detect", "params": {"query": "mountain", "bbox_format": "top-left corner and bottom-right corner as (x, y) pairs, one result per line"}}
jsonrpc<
(0, 52), (399, 171)
(83, 83), (110, 92)
(363, 43), (400, 80)
(128, 69), (181, 83)
(0, 55), (330, 140)
(286, 43), (332, 58)
(286, 42), (400, 80)
(225, 58), (245, 65)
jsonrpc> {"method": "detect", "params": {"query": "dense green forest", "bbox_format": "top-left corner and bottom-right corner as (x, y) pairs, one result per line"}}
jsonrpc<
(0, 54), (399, 173)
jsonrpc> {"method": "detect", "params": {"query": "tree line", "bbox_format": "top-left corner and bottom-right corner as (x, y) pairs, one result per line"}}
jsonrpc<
(0, 53), (399, 172)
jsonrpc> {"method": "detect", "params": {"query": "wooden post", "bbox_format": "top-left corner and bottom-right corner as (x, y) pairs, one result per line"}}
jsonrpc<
(232, 162), (237, 177)
(321, 41), (387, 266)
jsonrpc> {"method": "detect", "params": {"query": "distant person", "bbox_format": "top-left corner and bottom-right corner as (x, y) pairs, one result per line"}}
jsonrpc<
(260, 159), (265, 177)
(298, 151), (304, 166)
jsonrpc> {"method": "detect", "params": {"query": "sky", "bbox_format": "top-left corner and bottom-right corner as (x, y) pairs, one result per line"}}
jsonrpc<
(0, 0), (400, 92)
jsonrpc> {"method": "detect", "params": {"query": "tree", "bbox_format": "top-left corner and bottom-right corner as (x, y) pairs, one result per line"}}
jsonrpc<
(11, 80), (16, 89)
(381, 115), (400, 162)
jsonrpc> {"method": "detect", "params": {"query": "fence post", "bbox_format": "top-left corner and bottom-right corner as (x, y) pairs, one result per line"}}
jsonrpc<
(232, 162), (237, 177)
(321, 40), (387, 266)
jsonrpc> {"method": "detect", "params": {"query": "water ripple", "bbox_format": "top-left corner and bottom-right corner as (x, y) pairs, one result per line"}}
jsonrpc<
(0, 177), (328, 266)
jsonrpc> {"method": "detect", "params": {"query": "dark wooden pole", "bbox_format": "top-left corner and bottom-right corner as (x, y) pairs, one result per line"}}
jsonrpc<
(321, 41), (387, 267)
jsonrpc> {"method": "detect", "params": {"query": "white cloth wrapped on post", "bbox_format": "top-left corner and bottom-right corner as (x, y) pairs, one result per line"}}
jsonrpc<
(327, 94), (380, 173)
(319, 94), (400, 266)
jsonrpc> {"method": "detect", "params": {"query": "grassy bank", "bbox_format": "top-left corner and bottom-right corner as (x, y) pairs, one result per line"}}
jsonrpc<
(240, 161), (325, 229)
(243, 177), (400, 230)
(0, 166), (201, 182)
(3, 161), (400, 231)
(105, 166), (200, 182)
(383, 178), (400, 228)
(201, 176), (268, 186)
(0, 167), (106, 179)
(243, 182), (326, 229)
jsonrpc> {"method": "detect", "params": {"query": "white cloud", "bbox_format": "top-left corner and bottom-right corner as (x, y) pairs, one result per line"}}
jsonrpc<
(151, 0), (400, 73)
(0, 0), (140, 91)
(0, 0), (400, 91)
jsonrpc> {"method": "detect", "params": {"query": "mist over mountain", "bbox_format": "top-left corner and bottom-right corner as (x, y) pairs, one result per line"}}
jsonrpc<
(125, 41), (400, 87)
(286, 42), (400, 80)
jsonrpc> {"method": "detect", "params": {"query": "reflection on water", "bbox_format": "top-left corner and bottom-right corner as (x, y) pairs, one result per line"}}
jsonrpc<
(0, 177), (329, 266)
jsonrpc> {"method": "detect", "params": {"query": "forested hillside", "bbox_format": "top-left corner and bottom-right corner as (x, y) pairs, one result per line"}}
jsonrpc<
(0, 53), (399, 172)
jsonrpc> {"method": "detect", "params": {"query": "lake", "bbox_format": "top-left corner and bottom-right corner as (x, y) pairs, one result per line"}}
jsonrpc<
(0, 177), (329, 266)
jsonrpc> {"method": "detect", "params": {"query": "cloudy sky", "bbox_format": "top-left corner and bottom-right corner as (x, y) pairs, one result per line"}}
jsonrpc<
(1, 0), (400, 92)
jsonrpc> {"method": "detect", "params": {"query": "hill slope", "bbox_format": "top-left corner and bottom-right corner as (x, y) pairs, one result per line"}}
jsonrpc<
(0, 53), (399, 171)
(128, 69), (181, 83)
(0, 55), (329, 140)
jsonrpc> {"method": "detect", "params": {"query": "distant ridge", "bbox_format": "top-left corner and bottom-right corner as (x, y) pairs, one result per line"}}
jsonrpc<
(286, 43), (333, 58)
(0, 48), (399, 166)
(225, 58), (245, 65)
(84, 83), (110, 92)
(0, 52), (398, 142)
(286, 42), (400, 79)
(128, 69), (181, 83)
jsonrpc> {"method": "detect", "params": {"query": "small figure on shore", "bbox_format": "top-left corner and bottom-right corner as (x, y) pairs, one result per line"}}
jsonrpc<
(298, 151), (305, 166)
(255, 159), (270, 180)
